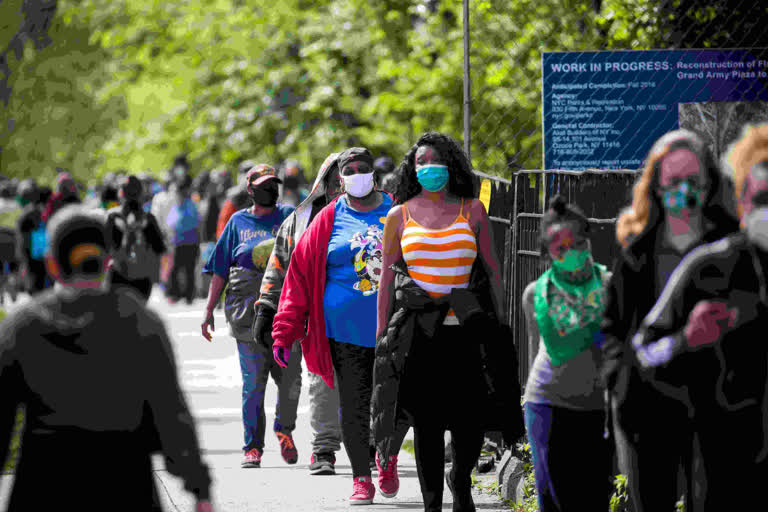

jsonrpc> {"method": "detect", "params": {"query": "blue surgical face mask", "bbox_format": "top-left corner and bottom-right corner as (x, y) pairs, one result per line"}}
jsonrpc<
(416, 164), (449, 192)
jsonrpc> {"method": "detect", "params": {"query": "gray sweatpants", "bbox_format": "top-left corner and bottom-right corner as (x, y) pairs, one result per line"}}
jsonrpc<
(308, 371), (343, 454)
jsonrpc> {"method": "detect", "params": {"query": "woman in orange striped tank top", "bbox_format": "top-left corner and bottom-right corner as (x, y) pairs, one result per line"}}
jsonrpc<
(377, 133), (505, 512)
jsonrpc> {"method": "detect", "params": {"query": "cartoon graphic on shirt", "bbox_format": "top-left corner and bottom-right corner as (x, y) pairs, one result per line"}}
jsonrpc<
(251, 238), (276, 270)
(350, 224), (384, 296)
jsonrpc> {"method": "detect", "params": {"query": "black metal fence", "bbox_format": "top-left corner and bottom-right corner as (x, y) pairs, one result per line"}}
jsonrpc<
(478, 169), (639, 384)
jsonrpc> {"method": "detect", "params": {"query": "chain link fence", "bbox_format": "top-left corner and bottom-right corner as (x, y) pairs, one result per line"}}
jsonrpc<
(462, 0), (768, 381)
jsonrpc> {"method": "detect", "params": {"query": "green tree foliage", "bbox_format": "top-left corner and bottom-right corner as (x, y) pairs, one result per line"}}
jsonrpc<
(2, 0), (766, 185)
(1, 2), (125, 185)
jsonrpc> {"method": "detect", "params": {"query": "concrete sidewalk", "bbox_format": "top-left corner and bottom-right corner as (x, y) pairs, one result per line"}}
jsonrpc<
(154, 454), (509, 511)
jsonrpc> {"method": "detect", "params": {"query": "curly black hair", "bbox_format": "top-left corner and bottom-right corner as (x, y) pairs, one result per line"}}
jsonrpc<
(540, 194), (590, 258)
(392, 132), (475, 204)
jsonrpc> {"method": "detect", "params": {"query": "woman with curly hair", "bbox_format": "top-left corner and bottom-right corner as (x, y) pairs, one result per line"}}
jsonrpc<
(376, 132), (506, 512)
(601, 130), (738, 512)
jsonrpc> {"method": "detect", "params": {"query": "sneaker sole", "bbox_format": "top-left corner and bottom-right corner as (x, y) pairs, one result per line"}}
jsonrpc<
(349, 499), (374, 506)
(309, 465), (336, 476)
(241, 462), (261, 469)
(379, 489), (398, 498)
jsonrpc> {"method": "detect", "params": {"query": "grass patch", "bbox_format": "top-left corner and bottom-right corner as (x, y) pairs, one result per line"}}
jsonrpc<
(3, 407), (24, 473)
(401, 439), (415, 457)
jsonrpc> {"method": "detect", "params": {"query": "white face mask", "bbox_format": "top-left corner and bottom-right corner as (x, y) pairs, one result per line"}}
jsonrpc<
(342, 172), (374, 198)
(745, 207), (768, 251)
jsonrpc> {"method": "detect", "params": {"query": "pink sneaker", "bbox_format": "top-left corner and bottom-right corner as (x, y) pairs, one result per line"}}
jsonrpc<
(376, 453), (400, 498)
(349, 476), (375, 505)
(241, 448), (262, 468)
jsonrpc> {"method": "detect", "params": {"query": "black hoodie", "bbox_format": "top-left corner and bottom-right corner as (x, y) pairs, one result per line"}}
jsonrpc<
(0, 286), (210, 508)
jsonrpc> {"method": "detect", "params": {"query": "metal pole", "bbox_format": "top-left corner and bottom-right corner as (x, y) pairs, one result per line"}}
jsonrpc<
(462, 0), (471, 162)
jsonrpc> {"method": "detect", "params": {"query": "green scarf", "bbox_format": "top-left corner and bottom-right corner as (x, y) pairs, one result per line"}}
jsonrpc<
(533, 262), (607, 366)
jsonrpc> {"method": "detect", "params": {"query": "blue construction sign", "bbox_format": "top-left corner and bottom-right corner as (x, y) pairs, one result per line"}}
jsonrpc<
(542, 48), (768, 170)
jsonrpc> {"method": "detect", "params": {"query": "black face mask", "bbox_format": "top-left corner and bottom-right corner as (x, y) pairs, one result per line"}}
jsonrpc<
(248, 183), (279, 207)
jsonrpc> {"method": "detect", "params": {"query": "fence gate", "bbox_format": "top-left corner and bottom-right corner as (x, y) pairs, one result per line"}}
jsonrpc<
(479, 169), (638, 385)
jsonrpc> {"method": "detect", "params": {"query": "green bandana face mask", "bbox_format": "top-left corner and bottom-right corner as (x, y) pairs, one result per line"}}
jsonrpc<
(551, 248), (591, 273)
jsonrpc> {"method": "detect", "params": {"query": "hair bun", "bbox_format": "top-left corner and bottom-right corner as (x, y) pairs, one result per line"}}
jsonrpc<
(549, 194), (567, 216)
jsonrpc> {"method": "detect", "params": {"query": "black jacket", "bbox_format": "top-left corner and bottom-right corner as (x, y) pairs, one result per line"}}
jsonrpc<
(601, 136), (739, 438)
(371, 259), (524, 463)
(632, 233), (768, 413)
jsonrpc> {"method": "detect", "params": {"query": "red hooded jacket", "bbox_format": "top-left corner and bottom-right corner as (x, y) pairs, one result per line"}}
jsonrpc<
(271, 197), (340, 388)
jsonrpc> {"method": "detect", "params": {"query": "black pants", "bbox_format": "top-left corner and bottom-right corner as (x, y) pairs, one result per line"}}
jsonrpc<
(167, 244), (199, 303)
(695, 404), (768, 511)
(614, 383), (693, 512)
(413, 417), (484, 512)
(401, 325), (488, 512)
(26, 259), (49, 294)
(526, 403), (612, 512)
(329, 338), (409, 478)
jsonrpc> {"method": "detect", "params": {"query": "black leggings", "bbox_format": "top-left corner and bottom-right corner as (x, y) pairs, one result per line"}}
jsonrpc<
(329, 338), (408, 478)
(401, 325), (488, 512)
(413, 418), (484, 512)
(167, 244), (199, 303)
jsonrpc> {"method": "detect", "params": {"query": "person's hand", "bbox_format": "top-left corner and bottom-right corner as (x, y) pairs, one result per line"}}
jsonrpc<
(201, 309), (215, 342)
(273, 346), (290, 368)
(684, 300), (737, 348)
(195, 500), (214, 512)
(253, 305), (276, 348)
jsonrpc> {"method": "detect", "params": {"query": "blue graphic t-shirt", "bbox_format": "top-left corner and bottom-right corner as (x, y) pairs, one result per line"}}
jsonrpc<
(203, 205), (294, 277)
(324, 194), (393, 347)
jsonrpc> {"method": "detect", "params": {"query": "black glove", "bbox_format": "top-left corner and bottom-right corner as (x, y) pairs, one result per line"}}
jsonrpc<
(252, 305), (276, 348)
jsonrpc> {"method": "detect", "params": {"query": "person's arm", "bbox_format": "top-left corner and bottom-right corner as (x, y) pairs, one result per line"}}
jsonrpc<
(521, 281), (541, 370)
(201, 221), (234, 341)
(103, 211), (117, 252)
(631, 246), (721, 372)
(143, 315), (212, 506)
(271, 214), (323, 350)
(600, 259), (631, 390)
(257, 213), (297, 311)
(377, 205), (405, 339)
(470, 199), (505, 321)
(201, 274), (226, 342)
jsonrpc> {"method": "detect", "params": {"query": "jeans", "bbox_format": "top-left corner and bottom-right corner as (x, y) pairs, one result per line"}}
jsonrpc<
(237, 340), (302, 452)
(329, 338), (409, 477)
(308, 371), (342, 454)
(524, 402), (611, 512)
(167, 244), (199, 303)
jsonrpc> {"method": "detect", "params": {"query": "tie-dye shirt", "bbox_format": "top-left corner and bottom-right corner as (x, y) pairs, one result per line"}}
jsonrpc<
(323, 194), (392, 347)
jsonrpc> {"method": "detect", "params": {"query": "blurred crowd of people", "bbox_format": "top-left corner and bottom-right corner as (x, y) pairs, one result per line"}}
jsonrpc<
(0, 153), (399, 305)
